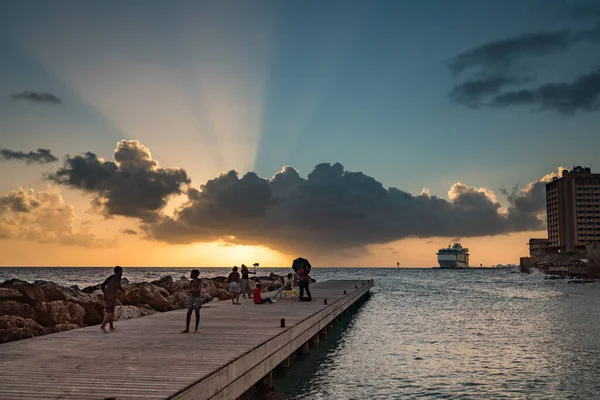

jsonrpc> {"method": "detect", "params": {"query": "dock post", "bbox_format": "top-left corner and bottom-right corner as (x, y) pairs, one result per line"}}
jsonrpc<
(260, 371), (273, 390)
(300, 341), (310, 355)
(278, 356), (291, 370)
(319, 327), (327, 338)
(311, 334), (320, 345)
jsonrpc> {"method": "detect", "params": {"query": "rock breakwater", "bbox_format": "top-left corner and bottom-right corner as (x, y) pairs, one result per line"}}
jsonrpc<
(0, 273), (289, 343)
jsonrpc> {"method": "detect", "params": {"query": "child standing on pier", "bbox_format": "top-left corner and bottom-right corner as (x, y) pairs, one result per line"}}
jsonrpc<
(181, 269), (202, 334)
(100, 266), (125, 333)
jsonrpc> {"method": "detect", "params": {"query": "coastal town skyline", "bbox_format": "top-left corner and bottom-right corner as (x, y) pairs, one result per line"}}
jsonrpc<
(2, 0), (600, 267)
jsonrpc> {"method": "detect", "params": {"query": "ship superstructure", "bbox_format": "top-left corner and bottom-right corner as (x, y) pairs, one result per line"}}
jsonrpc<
(437, 243), (469, 269)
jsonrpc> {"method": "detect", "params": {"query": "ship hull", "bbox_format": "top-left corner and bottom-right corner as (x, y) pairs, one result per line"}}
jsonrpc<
(438, 259), (469, 269)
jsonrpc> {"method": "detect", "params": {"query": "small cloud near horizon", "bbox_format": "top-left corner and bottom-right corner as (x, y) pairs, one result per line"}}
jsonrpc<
(0, 148), (59, 164)
(10, 91), (62, 104)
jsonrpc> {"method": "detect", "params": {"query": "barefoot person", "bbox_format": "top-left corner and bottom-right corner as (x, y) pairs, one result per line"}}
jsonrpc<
(253, 284), (274, 304)
(240, 264), (255, 299)
(181, 269), (202, 334)
(228, 266), (241, 305)
(100, 266), (125, 333)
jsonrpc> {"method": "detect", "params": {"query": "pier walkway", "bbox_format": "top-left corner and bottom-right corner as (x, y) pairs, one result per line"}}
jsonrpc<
(0, 279), (373, 400)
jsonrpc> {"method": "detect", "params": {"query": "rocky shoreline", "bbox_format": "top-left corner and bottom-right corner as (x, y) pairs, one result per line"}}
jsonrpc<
(0, 273), (289, 344)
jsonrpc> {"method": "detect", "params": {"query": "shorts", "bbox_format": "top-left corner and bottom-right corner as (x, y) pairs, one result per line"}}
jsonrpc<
(229, 282), (240, 293)
(105, 294), (117, 314)
(188, 296), (202, 311)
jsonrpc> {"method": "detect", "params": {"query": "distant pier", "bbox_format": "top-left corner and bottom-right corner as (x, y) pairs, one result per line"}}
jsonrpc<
(0, 279), (373, 400)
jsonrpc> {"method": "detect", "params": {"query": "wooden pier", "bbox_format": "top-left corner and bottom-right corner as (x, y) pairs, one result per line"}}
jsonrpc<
(0, 279), (373, 400)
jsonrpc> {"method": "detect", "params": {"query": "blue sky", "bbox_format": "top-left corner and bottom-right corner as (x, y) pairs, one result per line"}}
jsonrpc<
(1, 0), (599, 198)
(1, 0), (600, 266)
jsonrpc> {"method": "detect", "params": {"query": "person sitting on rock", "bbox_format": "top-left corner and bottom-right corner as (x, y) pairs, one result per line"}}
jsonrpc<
(100, 266), (125, 333)
(181, 269), (202, 334)
(253, 284), (275, 304)
(228, 266), (242, 305)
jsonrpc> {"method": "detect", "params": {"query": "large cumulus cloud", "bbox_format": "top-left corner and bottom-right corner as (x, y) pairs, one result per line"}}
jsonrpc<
(47, 140), (190, 221)
(144, 162), (549, 254)
(0, 187), (112, 247)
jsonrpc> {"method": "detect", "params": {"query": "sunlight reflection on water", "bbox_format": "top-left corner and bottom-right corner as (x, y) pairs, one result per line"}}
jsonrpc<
(275, 269), (600, 399)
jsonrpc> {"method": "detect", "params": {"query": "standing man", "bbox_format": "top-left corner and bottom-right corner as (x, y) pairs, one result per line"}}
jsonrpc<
(240, 264), (255, 299)
(298, 266), (312, 301)
(181, 269), (202, 334)
(100, 266), (125, 333)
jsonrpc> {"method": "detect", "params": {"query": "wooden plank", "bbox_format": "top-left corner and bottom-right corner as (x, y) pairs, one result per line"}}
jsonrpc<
(0, 279), (373, 400)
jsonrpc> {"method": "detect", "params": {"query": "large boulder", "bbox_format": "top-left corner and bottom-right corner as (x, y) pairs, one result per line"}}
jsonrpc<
(259, 279), (281, 292)
(41, 284), (106, 327)
(0, 315), (45, 343)
(1, 279), (46, 303)
(120, 286), (141, 306)
(157, 287), (170, 299)
(167, 292), (188, 309)
(138, 304), (158, 315)
(202, 292), (213, 304)
(82, 290), (107, 325)
(217, 289), (231, 301)
(0, 300), (35, 319)
(81, 284), (102, 294)
(172, 279), (190, 294)
(114, 305), (144, 321)
(45, 324), (80, 334)
(200, 279), (217, 297)
(33, 280), (73, 302)
(0, 288), (24, 302)
(151, 276), (173, 293)
(34, 301), (85, 327)
(132, 283), (171, 312)
(211, 277), (229, 291)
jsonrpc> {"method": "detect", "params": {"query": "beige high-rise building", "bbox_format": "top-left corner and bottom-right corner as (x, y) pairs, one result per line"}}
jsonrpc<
(546, 166), (600, 253)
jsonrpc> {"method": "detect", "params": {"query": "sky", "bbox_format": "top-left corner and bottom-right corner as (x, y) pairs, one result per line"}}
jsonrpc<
(1, 0), (599, 267)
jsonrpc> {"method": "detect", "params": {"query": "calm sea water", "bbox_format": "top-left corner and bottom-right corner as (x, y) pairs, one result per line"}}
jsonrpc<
(1, 267), (599, 399)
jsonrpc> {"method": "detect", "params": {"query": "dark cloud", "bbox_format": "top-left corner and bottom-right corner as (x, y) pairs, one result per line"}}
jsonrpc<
(144, 162), (549, 254)
(0, 148), (59, 164)
(449, 30), (573, 74)
(10, 91), (62, 104)
(0, 187), (113, 247)
(121, 229), (137, 235)
(448, 23), (600, 113)
(47, 140), (190, 221)
(450, 76), (515, 108)
(489, 68), (600, 114)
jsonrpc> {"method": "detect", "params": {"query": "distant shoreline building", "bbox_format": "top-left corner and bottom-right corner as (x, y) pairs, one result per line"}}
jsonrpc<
(545, 166), (600, 253)
(528, 238), (550, 258)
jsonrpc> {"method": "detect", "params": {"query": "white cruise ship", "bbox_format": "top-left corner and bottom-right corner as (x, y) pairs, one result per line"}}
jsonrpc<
(437, 243), (469, 269)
